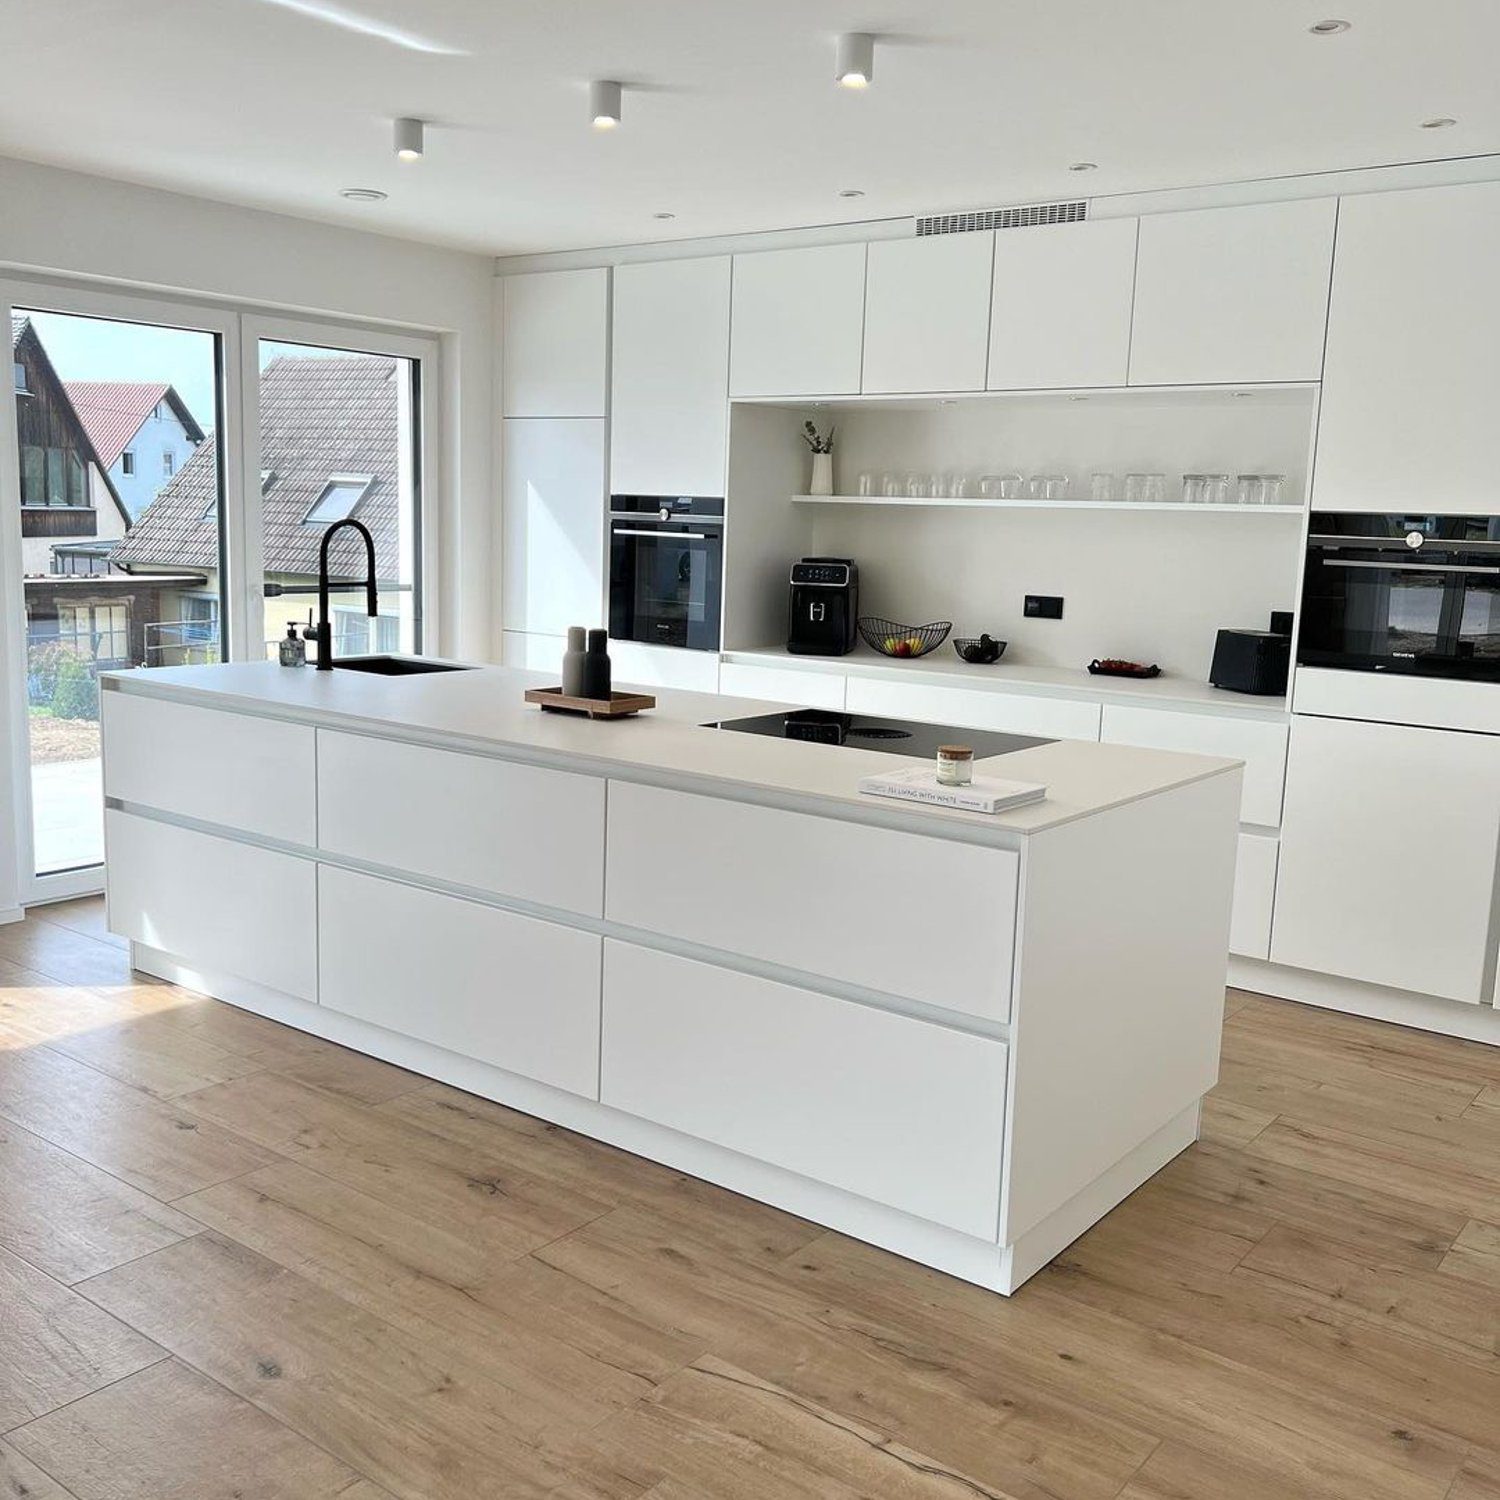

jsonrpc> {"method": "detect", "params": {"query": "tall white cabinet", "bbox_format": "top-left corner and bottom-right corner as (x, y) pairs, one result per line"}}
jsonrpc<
(1128, 198), (1336, 385)
(501, 268), (609, 418)
(610, 256), (732, 496)
(1314, 181), (1500, 515)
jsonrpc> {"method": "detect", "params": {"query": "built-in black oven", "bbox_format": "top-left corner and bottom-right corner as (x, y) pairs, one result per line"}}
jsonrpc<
(1299, 512), (1500, 680)
(608, 495), (724, 651)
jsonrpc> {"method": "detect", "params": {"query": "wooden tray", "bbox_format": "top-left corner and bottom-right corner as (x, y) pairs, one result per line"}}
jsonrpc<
(524, 687), (657, 719)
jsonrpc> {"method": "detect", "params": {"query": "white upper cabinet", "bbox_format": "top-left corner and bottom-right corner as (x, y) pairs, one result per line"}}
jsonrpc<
(729, 243), (866, 397)
(611, 256), (731, 495)
(502, 268), (609, 417)
(501, 417), (605, 635)
(1128, 199), (1336, 385)
(1315, 182), (1500, 514)
(861, 234), (993, 394)
(988, 218), (1138, 390)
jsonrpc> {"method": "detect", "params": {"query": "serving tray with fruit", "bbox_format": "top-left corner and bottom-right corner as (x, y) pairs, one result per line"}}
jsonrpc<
(1087, 658), (1162, 679)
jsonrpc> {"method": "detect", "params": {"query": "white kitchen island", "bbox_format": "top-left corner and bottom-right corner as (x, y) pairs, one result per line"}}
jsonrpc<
(100, 658), (1241, 1294)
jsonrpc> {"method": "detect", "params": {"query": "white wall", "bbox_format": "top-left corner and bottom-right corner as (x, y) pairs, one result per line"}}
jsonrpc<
(0, 154), (498, 911)
(111, 406), (200, 521)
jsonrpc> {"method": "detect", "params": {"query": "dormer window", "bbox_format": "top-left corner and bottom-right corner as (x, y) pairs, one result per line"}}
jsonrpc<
(302, 473), (374, 525)
(13, 360), (28, 395)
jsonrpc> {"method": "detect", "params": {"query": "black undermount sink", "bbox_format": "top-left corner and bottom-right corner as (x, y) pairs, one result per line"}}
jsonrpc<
(330, 656), (473, 676)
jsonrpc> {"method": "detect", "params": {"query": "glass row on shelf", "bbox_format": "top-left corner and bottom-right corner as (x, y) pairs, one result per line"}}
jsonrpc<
(848, 470), (1289, 505)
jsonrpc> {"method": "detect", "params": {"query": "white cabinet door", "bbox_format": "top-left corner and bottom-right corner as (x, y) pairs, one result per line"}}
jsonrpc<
(606, 640), (720, 693)
(320, 867), (601, 1098)
(317, 731), (606, 916)
(729, 243), (866, 397)
(1129, 199), (1336, 385)
(102, 692), (315, 845)
(105, 811), (316, 1001)
(1099, 703), (1288, 827)
(988, 219), (1137, 390)
(601, 940), (1008, 1236)
(501, 268), (608, 418)
(611, 257), (731, 496)
(844, 676), (1102, 742)
(1271, 715), (1500, 1003)
(861, 234), (993, 394)
(605, 781), (1019, 1022)
(501, 418), (605, 636)
(718, 660), (846, 710)
(1230, 831), (1278, 961)
(1315, 182), (1500, 514)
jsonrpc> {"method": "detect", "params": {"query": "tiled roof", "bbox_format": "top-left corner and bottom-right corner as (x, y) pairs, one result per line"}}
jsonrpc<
(10, 313), (26, 349)
(112, 355), (401, 580)
(63, 382), (205, 469)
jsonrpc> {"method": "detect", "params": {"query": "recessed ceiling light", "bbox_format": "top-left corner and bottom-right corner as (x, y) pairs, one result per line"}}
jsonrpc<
(652, 211), (676, 220)
(837, 188), (865, 198)
(340, 187), (388, 202)
(590, 80), (622, 130)
(1420, 116), (1458, 129)
(835, 32), (875, 89)
(393, 117), (424, 162)
(1068, 162), (1098, 172)
(1308, 18), (1350, 33)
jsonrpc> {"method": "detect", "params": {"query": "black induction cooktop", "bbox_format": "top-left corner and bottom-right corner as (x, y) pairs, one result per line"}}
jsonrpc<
(705, 710), (1053, 760)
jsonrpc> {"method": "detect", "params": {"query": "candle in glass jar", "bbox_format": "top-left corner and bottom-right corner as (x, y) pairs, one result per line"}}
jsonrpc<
(936, 745), (974, 786)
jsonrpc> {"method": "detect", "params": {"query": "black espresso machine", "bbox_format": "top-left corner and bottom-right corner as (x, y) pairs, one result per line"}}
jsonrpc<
(787, 557), (859, 656)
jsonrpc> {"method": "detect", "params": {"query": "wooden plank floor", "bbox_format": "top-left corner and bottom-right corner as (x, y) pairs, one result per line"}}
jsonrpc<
(1, 899), (1498, 1500)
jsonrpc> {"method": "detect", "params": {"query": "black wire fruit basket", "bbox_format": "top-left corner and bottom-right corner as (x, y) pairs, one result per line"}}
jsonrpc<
(858, 617), (952, 659)
(954, 635), (1007, 665)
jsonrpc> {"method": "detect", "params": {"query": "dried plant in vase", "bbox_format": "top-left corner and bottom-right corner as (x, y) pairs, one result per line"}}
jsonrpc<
(802, 419), (836, 496)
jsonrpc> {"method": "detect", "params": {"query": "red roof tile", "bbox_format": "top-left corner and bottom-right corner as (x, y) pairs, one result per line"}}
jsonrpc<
(62, 382), (203, 469)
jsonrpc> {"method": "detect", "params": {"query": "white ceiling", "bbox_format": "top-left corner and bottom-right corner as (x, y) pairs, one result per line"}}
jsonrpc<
(3, 0), (1497, 256)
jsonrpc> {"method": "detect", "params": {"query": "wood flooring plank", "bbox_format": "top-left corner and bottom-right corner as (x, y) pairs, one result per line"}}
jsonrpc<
(140, 996), (331, 1070)
(537, 1206), (1159, 1500)
(45, 1014), (265, 1101)
(29, 900), (126, 951)
(0, 1045), (278, 1201)
(0, 922), (133, 990)
(1438, 1220), (1500, 1291)
(7, 1358), (377, 1499)
(174, 1160), (656, 1435)
(1198, 1090), (1277, 1149)
(0, 1245), (165, 1431)
(0, 1439), (79, 1500)
(1448, 1451), (1500, 1500)
(180, 1073), (616, 1258)
(271, 1046), (426, 1106)
(1118, 1438), (1359, 1500)
(76, 1234), (625, 1500)
(0, 1119), (200, 1283)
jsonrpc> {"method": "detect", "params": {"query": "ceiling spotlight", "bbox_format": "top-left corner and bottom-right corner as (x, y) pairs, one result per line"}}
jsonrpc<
(1068, 161), (1098, 172)
(394, 117), (424, 161)
(837, 188), (865, 198)
(340, 187), (388, 202)
(1420, 116), (1458, 129)
(836, 32), (875, 89)
(590, 80), (622, 130)
(1308, 18), (1350, 33)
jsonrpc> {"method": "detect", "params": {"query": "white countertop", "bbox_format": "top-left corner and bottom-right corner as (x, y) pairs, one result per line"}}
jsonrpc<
(724, 643), (1290, 720)
(105, 659), (1240, 840)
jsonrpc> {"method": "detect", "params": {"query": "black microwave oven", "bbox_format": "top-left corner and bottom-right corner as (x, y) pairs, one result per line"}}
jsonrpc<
(1298, 512), (1500, 680)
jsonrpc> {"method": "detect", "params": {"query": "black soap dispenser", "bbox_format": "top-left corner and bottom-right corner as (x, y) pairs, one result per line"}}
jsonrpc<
(581, 629), (612, 701)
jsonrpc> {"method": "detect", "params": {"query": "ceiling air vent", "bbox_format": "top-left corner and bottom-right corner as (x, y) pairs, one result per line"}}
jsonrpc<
(916, 200), (1087, 236)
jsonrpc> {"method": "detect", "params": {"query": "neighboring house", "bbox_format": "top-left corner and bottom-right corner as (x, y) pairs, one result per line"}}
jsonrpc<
(64, 380), (205, 521)
(13, 315), (207, 679)
(112, 353), (411, 658)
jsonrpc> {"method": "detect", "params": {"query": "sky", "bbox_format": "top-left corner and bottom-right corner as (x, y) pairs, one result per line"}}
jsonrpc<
(20, 313), (378, 438)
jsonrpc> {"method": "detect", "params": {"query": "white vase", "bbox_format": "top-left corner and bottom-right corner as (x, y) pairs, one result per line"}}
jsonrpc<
(810, 451), (834, 496)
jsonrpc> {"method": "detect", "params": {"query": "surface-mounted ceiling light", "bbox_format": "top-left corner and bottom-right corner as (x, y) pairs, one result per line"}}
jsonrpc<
(340, 187), (388, 202)
(394, 117), (424, 161)
(1069, 161), (1098, 172)
(590, 80), (622, 130)
(1308, 18), (1350, 33)
(838, 188), (866, 198)
(1420, 116), (1458, 129)
(836, 33), (875, 88)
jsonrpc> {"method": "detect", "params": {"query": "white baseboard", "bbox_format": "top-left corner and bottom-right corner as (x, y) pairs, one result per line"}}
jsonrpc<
(135, 941), (1203, 1296)
(1229, 957), (1500, 1045)
(0, 906), (23, 927)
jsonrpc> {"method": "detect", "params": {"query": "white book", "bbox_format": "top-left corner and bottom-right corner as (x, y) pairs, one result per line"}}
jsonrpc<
(857, 766), (1047, 814)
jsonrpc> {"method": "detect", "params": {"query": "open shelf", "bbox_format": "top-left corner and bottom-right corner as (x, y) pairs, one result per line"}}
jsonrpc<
(790, 494), (1305, 515)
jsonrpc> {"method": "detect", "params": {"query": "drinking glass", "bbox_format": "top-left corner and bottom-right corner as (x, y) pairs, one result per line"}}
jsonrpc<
(1260, 474), (1286, 506)
(1181, 474), (1205, 505)
(1043, 473), (1070, 500)
(905, 473), (928, 499)
(1236, 474), (1262, 506)
(1124, 472), (1149, 503)
(997, 473), (1025, 498)
(856, 471), (875, 497)
(881, 473), (901, 498)
(928, 472), (946, 498)
(1026, 474), (1051, 499)
(946, 472), (969, 499)
(1090, 472), (1115, 502)
(1202, 473), (1230, 505)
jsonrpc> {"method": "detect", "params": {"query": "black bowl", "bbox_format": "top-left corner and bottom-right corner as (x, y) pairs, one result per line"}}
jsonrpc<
(954, 635), (1007, 665)
(857, 617), (952, 659)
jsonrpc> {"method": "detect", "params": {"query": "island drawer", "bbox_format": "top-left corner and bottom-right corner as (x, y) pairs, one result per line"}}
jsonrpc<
(317, 730), (606, 916)
(605, 782), (1018, 1022)
(600, 940), (1007, 1237)
(102, 692), (316, 844)
(319, 866), (601, 1098)
(105, 811), (317, 1001)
